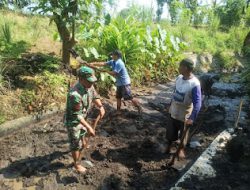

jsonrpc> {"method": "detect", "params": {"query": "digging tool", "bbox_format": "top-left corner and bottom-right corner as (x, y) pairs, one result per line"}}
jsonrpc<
(69, 49), (109, 74)
(143, 123), (190, 174)
(93, 113), (101, 131)
(188, 106), (208, 142)
(234, 99), (243, 130)
(167, 122), (189, 167)
(84, 113), (102, 149)
(79, 113), (102, 163)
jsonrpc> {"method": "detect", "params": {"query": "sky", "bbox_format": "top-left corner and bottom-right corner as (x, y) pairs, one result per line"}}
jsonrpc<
(114, 0), (220, 18)
(115, 0), (168, 18)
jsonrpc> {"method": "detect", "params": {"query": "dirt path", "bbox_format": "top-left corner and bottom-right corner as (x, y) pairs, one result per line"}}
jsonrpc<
(0, 81), (249, 190)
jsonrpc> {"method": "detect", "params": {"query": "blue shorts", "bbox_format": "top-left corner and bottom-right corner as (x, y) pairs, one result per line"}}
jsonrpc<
(116, 85), (133, 100)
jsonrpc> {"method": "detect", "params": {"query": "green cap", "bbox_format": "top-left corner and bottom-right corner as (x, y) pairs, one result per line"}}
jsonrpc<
(78, 66), (97, 83)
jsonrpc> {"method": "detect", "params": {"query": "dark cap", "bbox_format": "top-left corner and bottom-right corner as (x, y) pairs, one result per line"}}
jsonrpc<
(111, 50), (122, 58)
(78, 66), (97, 82)
(180, 58), (196, 70)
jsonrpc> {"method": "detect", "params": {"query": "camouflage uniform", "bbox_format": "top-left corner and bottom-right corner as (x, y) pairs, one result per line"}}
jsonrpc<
(64, 82), (100, 151)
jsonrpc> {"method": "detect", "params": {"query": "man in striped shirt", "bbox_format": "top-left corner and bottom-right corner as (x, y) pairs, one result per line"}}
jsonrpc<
(166, 58), (202, 158)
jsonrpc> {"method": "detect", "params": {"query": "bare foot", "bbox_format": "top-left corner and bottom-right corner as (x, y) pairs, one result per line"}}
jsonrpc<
(74, 164), (87, 173)
(178, 149), (186, 159)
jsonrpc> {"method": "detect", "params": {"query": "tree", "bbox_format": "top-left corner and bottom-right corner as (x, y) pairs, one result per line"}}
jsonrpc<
(156, 0), (167, 22)
(119, 4), (154, 23)
(215, 0), (245, 27)
(182, 0), (198, 24)
(34, 0), (103, 67)
(168, 0), (183, 24)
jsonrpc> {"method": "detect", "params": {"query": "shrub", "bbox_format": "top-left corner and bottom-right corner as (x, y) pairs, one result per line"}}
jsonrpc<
(20, 71), (67, 115)
(215, 51), (238, 71)
(226, 26), (248, 53)
(0, 114), (5, 124)
(95, 72), (116, 98)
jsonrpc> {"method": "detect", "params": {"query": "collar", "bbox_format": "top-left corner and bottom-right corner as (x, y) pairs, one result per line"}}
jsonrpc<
(75, 82), (88, 95)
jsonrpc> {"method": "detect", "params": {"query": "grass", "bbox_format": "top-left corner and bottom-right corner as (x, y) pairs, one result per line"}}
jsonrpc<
(0, 9), (249, 124)
(0, 9), (60, 57)
(161, 22), (249, 55)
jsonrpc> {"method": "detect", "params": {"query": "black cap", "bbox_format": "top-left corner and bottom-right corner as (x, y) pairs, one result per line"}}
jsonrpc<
(111, 50), (122, 58)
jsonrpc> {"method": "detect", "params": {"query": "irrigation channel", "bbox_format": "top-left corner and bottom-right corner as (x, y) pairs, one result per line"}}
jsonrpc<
(0, 72), (249, 190)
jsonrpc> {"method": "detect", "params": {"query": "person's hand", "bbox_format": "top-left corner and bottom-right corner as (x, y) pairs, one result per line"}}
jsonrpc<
(69, 49), (79, 58)
(185, 119), (193, 126)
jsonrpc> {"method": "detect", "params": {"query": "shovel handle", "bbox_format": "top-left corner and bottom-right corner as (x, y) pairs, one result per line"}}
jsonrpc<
(168, 122), (188, 166)
(93, 114), (101, 131)
(234, 99), (243, 129)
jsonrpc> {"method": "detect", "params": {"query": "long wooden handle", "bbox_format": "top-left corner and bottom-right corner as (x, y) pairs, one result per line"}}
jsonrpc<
(93, 114), (101, 131)
(168, 123), (188, 166)
(234, 99), (243, 129)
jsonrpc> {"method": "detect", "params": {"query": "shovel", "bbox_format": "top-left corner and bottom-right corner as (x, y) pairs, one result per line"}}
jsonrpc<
(146, 122), (190, 174)
(84, 114), (102, 149)
(167, 122), (189, 167)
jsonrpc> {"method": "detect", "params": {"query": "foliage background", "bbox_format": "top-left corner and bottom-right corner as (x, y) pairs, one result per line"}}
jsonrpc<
(0, 0), (250, 123)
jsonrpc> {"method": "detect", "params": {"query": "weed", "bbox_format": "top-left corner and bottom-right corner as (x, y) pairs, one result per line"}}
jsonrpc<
(1, 22), (12, 44)
(19, 71), (67, 115)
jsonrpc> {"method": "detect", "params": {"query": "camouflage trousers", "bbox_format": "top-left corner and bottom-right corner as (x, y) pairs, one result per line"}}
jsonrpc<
(66, 124), (87, 151)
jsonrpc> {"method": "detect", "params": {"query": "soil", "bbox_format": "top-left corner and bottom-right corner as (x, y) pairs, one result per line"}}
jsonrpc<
(0, 80), (249, 190)
(178, 131), (250, 190)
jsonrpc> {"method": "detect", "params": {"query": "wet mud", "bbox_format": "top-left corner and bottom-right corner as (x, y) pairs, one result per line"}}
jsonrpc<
(0, 75), (249, 190)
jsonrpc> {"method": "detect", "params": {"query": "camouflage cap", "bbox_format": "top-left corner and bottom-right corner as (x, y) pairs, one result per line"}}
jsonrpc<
(78, 66), (97, 83)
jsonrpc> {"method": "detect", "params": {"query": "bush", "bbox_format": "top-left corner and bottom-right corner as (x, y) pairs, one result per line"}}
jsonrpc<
(20, 71), (67, 115)
(226, 26), (248, 54)
(215, 51), (238, 71)
(95, 72), (116, 98)
(0, 114), (5, 124)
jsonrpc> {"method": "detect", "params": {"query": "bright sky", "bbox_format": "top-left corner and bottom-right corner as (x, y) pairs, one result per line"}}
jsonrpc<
(116, 0), (157, 11)
(115, 0), (221, 18)
(116, 0), (168, 18)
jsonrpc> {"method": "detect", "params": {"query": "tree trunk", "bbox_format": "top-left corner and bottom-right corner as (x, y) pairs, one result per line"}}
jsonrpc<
(62, 40), (74, 68)
(53, 15), (76, 68)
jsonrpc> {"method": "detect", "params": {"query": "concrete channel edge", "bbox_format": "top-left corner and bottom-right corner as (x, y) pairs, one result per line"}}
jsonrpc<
(0, 109), (64, 138)
(171, 128), (233, 190)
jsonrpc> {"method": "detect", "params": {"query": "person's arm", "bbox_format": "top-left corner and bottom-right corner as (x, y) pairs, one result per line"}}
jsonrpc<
(85, 60), (118, 76)
(104, 70), (118, 77)
(79, 118), (95, 136)
(91, 87), (105, 118)
(70, 49), (106, 71)
(90, 62), (107, 67)
(70, 93), (95, 136)
(93, 98), (105, 119)
(92, 60), (118, 77)
(186, 85), (202, 125)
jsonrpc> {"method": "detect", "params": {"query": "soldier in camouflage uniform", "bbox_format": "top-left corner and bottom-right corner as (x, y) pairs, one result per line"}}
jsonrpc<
(64, 66), (105, 173)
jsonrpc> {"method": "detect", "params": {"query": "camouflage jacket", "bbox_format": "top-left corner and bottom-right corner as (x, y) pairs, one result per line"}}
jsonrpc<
(64, 82), (100, 128)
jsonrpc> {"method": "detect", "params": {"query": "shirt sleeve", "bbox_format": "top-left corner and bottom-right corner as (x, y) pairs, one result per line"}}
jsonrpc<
(106, 60), (113, 66)
(91, 86), (100, 99)
(189, 85), (202, 121)
(113, 61), (123, 73)
(69, 93), (84, 121)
